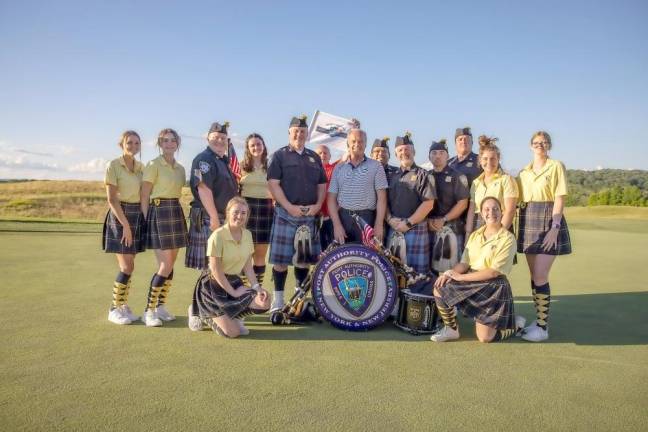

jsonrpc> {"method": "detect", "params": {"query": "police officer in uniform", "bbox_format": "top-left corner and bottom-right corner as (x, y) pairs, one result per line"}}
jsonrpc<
(385, 132), (436, 274)
(371, 136), (399, 178)
(428, 139), (470, 271)
(448, 127), (482, 187)
(185, 121), (239, 270)
(267, 115), (328, 310)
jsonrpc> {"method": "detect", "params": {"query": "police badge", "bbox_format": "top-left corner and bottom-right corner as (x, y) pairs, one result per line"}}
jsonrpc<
(198, 161), (210, 173)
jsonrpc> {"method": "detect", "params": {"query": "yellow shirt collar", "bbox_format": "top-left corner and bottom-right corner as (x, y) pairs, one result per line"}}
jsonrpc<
(119, 156), (142, 173)
(522, 158), (556, 177)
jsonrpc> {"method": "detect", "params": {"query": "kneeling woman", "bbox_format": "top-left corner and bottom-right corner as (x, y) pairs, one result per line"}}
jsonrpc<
(192, 197), (271, 337)
(430, 197), (525, 343)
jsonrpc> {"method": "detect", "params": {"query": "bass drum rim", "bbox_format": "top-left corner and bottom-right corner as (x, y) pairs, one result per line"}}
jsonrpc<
(311, 243), (398, 331)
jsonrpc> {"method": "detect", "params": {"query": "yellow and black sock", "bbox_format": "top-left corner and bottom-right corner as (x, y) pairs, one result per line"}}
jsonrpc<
(240, 273), (250, 287)
(146, 273), (166, 311)
(435, 297), (458, 330)
(272, 268), (288, 293)
(534, 282), (551, 330)
(157, 270), (173, 306)
(492, 328), (516, 342)
(111, 272), (131, 310)
(253, 265), (266, 285)
(294, 266), (309, 289)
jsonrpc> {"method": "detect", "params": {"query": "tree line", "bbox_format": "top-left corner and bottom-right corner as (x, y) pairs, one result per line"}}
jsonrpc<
(566, 169), (648, 206)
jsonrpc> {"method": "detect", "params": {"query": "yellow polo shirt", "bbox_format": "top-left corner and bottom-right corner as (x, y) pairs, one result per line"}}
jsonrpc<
(206, 224), (254, 275)
(470, 170), (519, 213)
(104, 157), (143, 203)
(517, 158), (568, 202)
(240, 168), (271, 199)
(142, 156), (186, 199)
(461, 225), (517, 275)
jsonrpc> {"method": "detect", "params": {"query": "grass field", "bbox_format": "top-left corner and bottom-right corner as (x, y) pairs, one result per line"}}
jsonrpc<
(1, 208), (647, 431)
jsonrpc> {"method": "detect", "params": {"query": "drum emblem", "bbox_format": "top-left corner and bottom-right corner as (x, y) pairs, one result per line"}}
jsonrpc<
(328, 262), (375, 317)
(408, 304), (421, 322)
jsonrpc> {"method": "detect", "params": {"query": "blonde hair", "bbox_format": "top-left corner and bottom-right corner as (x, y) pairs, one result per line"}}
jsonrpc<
(156, 128), (181, 150)
(530, 130), (552, 150)
(119, 130), (141, 148)
(478, 135), (501, 170)
(225, 196), (250, 226)
(480, 196), (503, 212)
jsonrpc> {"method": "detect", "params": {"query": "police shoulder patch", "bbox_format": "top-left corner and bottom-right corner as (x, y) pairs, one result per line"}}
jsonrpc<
(198, 161), (210, 174)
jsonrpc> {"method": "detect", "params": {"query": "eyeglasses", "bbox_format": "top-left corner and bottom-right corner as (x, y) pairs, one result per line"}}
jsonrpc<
(532, 141), (550, 147)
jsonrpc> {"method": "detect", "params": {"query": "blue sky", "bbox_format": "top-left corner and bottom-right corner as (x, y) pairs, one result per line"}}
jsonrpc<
(1, 0), (647, 179)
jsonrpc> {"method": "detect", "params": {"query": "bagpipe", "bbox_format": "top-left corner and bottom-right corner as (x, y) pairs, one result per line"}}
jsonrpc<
(270, 214), (438, 331)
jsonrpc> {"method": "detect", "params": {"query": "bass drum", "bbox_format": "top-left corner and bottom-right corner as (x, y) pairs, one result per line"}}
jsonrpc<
(311, 244), (398, 331)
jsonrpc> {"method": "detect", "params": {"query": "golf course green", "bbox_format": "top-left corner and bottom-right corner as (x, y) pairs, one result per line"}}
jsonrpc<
(1, 208), (646, 431)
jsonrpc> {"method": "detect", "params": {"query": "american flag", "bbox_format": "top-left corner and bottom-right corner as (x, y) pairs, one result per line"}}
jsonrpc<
(228, 139), (241, 182)
(353, 214), (375, 247)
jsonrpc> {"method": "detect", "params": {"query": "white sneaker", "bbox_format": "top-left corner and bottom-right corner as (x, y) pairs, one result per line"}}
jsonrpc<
(108, 307), (132, 325)
(156, 304), (176, 321)
(143, 309), (162, 327)
(430, 326), (460, 342)
(235, 318), (250, 336)
(522, 323), (549, 342)
(120, 304), (139, 322)
(271, 291), (285, 311)
(188, 305), (205, 332)
(515, 315), (527, 336)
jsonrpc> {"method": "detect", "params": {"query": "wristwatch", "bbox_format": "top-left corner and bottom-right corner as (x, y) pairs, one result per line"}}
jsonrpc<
(442, 215), (448, 223)
(405, 219), (413, 229)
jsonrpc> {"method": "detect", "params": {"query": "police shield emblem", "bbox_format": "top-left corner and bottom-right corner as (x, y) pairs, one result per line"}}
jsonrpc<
(327, 262), (374, 317)
(198, 161), (210, 173)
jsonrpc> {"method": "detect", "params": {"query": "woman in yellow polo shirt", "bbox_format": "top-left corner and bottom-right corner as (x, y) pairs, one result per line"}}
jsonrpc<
(239, 133), (273, 286)
(516, 131), (572, 342)
(140, 128), (188, 327)
(465, 135), (519, 235)
(190, 197), (271, 337)
(103, 130), (146, 325)
(430, 197), (525, 343)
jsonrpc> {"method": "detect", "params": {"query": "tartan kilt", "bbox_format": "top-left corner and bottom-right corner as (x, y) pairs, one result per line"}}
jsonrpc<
(438, 276), (516, 330)
(185, 207), (225, 270)
(102, 202), (146, 254)
(194, 271), (259, 319)
(517, 202), (572, 255)
(145, 198), (188, 250)
(388, 221), (429, 274)
(244, 196), (274, 244)
(268, 206), (320, 266)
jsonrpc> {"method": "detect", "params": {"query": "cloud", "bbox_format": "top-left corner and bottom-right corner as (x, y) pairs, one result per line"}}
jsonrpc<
(15, 149), (54, 157)
(0, 154), (60, 170)
(67, 158), (109, 173)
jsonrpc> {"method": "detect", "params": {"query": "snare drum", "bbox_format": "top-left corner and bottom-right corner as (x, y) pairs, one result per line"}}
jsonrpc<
(311, 244), (398, 331)
(395, 289), (440, 335)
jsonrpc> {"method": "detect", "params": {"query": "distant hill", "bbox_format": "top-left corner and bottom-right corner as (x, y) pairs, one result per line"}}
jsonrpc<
(1, 170), (646, 221)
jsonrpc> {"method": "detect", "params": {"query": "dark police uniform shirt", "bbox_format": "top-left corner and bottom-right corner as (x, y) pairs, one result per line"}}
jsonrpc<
(189, 146), (238, 214)
(267, 146), (327, 206)
(428, 165), (470, 218)
(448, 152), (482, 187)
(384, 163), (399, 178)
(387, 163), (437, 219)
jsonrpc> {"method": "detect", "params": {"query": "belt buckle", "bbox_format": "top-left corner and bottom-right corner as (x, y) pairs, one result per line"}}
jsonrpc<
(519, 202), (527, 209)
(154, 198), (160, 206)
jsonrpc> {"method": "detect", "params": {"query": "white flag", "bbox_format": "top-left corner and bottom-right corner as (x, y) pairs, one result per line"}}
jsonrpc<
(307, 110), (355, 160)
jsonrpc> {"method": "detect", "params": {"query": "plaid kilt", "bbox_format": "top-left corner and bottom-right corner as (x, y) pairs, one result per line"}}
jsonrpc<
(388, 221), (429, 274)
(438, 276), (516, 330)
(145, 198), (188, 250)
(268, 206), (321, 266)
(194, 271), (259, 319)
(185, 207), (225, 270)
(102, 202), (146, 254)
(244, 196), (274, 244)
(517, 202), (572, 255)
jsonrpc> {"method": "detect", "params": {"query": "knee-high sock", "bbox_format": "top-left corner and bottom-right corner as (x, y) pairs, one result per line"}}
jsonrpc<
(253, 265), (266, 285)
(146, 274), (166, 311)
(157, 270), (173, 306)
(294, 266), (309, 289)
(112, 272), (131, 309)
(435, 296), (457, 330)
(492, 328), (516, 342)
(534, 282), (551, 330)
(272, 268), (288, 292)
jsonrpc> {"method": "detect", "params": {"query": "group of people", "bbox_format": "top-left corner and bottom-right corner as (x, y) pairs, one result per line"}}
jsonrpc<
(102, 116), (572, 343)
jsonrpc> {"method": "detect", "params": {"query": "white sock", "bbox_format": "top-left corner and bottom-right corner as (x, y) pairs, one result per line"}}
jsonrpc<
(272, 291), (285, 308)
